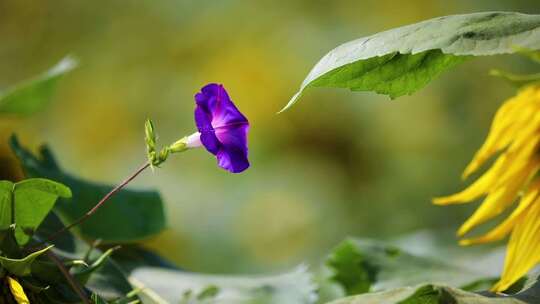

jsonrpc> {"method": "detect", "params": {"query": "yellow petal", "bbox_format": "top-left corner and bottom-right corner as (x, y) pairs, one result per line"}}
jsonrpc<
(462, 95), (538, 179)
(433, 155), (506, 205)
(457, 159), (539, 236)
(7, 277), (30, 304)
(492, 198), (540, 292)
(462, 100), (520, 178)
(494, 136), (540, 189)
(460, 180), (540, 245)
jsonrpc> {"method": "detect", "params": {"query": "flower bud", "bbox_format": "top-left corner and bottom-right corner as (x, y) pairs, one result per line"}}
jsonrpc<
(169, 137), (188, 153)
(145, 119), (157, 152)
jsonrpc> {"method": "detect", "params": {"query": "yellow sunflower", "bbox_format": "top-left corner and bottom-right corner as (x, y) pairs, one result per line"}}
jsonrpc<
(434, 84), (540, 292)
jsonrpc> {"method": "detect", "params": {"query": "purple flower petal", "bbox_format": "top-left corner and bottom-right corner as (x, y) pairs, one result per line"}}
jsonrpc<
(195, 107), (220, 154)
(193, 83), (249, 173)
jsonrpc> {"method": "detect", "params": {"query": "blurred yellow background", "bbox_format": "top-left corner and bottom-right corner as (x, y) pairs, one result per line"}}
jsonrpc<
(0, 0), (539, 273)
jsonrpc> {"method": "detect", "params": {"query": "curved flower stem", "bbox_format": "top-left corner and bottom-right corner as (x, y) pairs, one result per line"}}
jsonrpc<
(41, 161), (151, 245)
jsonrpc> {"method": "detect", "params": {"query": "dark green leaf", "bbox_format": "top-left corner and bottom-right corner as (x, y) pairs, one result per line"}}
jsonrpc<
(85, 259), (135, 300)
(514, 278), (540, 303)
(0, 225), (23, 259)
(20, 277), (50, 293)
(327, 240), (376, 295)
(34, 212), (79, 254)
(0, 245), (53, 276)
(0, 56), (77, 115)
(111, 245), (179, 274)
(10, 135), (166, 243)
(43, 282), (88, 304)
(282, 12), (540, 111)
(31, 258), (66, 284)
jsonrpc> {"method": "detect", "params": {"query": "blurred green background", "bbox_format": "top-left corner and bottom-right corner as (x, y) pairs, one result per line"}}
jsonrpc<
(0, 0), (539, 274)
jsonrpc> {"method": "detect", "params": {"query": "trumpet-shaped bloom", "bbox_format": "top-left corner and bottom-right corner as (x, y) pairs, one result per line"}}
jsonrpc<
(189, 83), (250, 173)
(434, 85), (540, 292)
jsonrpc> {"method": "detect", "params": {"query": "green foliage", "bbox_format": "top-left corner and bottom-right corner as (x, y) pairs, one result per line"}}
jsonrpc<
(514, 278), (540, 303)
(130, 265), (316, 304)
(0, 245), (53, 277)
(323, 283), (539, 304)
(30, 212), (137, 301)
(0, 181), (13, 228)
(177, 285), (220, 304)
(281, 12), (540, 111)
(24, 213), (140, 303)
(327, 241), (377, 295)
(197, 285), (220, 300)
(320, 239), (540, 303)
(10, 135), (166, 243)
(73, 247), (118, 285)
(0, 56), (77, 115)
(91, 293), (109, 304)
(326, 239), (493, 296)
(0, 178), (71, 244)
(312, 50), (466, 99)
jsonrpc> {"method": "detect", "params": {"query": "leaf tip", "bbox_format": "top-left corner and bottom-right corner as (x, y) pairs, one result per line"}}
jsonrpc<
(50, 55), (79, 76)
(277, 91), (303, 114)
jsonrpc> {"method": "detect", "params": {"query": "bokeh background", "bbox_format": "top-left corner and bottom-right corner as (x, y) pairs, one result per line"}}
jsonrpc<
(1, 0), (539, 274)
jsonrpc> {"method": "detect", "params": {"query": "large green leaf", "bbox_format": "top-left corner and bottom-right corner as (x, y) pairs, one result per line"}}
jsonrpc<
(0, 56), (77, 115)
(326, 238), (493, 296)
(10, 135), (166, 243)
(130, 265), (316, 304)
(0, 178), (71, 244)
(281, 12), (540, 111)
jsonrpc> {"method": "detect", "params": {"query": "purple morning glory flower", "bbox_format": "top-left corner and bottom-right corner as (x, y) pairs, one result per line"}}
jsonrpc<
(185, 83), (250, 173)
